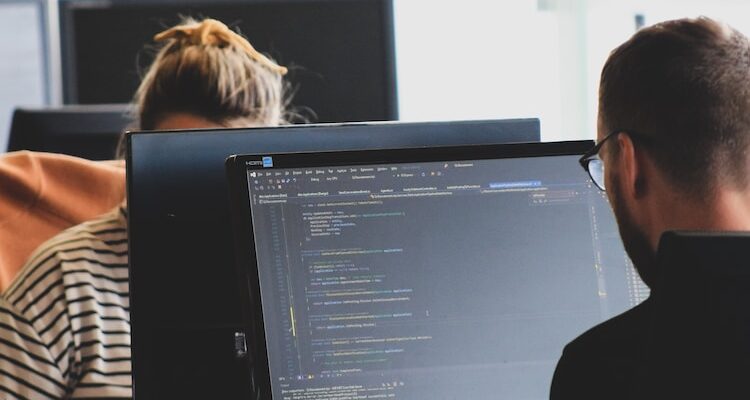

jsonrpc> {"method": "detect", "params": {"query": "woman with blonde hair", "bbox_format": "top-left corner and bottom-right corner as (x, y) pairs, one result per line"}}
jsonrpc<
(0, 18), (289, 398)
(133, 17), (289, 131)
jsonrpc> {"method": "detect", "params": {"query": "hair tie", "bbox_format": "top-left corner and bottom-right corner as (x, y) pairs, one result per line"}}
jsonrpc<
(154, 18), (288, 75)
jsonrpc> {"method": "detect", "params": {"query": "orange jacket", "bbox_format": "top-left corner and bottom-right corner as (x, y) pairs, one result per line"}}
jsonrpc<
(0, 151), (125, 292)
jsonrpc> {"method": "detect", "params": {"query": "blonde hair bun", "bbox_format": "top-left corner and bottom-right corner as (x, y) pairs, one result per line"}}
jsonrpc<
(131, 17), (292, 135)
(154, 18), (288, 75)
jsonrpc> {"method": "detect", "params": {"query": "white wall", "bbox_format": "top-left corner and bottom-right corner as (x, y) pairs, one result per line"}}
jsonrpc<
(0, 2), (46, 149)
(394, 0), (564, 141)
(395, 0), (750, 142)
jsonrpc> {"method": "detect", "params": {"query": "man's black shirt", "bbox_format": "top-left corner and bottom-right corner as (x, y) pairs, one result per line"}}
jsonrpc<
(550, 297), (653, 400)
(551, 232), (750, 400)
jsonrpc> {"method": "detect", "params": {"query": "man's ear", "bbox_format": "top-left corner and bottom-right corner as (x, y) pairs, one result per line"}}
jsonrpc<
(615, 133), (646, 198)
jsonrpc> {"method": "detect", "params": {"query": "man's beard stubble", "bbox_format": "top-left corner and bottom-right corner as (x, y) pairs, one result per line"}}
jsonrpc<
(608, 175), (659, 289)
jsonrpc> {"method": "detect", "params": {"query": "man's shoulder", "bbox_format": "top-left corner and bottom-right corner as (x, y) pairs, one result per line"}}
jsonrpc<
(565, 298), (653, 358)
(550, 299), (654, 400)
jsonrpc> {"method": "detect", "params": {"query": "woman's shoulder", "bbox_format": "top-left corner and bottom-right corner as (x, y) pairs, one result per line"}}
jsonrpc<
(4, 206), (128, 301)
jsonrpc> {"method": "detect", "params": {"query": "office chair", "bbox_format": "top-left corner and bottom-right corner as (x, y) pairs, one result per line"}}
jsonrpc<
(7, 104), (133, 160)
(634, 231), (750, 399)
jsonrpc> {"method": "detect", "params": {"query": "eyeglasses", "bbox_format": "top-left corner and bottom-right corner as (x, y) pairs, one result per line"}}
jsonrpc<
(580, 130), (656, 191)
(581, 129), (656, 191)
(579, 131), (619, 191)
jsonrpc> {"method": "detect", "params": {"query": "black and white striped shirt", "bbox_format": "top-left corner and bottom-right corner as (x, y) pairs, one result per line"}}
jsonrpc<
(0, 206), (131, 399)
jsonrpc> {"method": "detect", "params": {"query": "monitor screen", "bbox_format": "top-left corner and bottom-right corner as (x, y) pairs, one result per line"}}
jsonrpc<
(229, 142), (648, 399)
(60, 0), (397, 123)
(126, 119), (539, 399)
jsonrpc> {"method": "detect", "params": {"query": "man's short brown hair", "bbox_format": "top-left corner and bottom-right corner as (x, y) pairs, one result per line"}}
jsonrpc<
(599, 17), (750, 196)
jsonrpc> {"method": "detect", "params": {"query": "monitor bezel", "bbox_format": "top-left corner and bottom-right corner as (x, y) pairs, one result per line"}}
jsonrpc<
(225, 139), (594, 398)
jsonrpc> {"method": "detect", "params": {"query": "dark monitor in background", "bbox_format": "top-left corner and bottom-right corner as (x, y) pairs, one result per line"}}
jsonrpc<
(60, 0), (398, 123)
(126, 119), (540, 399)
(225, 141), (648, 399)
(7, 104), (133, 160)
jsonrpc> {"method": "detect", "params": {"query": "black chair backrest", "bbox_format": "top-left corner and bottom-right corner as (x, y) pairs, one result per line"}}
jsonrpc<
(7, 104), (133, 160)
(638, 231), (750, 398)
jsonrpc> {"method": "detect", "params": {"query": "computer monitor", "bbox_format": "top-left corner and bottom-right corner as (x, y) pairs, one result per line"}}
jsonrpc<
(126, 119), (540, 399)
(225, 141), (648, 399)
(7, 104), (132, 160)
(60, 0), (398, 123)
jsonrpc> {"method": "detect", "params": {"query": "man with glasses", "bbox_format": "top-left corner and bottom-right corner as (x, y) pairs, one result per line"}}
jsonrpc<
(551, 17), (750, 399)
